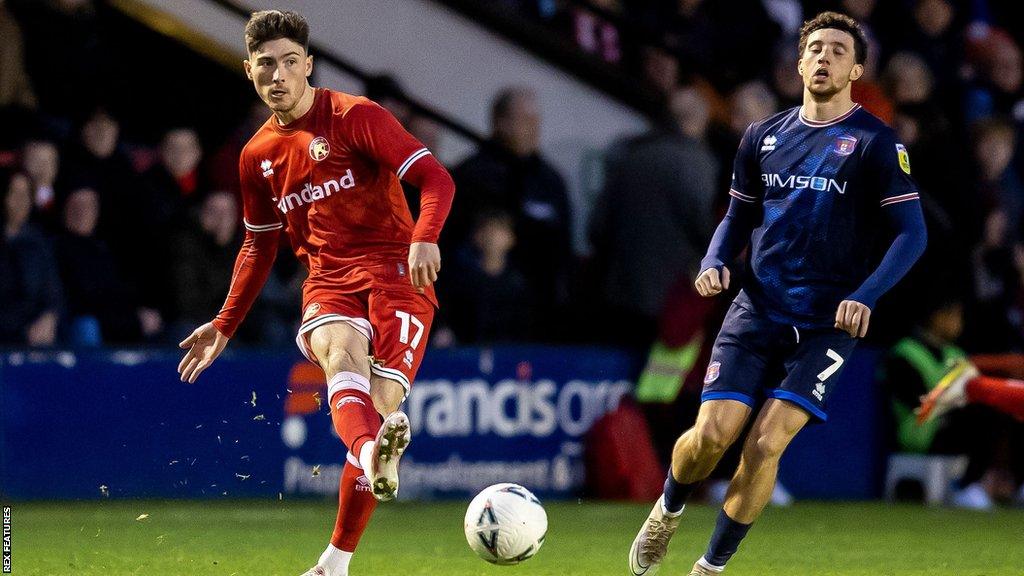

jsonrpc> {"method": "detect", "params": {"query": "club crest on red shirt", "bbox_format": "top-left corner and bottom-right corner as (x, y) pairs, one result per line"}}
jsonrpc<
(309, 136), (330, 161)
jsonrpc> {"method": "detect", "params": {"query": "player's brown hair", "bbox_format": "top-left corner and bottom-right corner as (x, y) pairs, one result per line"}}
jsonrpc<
(798, 11), (868, 65)
(245, 10), (309, 55)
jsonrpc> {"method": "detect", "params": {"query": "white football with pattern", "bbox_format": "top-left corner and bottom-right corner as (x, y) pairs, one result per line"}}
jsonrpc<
(464, 483), (548, 565)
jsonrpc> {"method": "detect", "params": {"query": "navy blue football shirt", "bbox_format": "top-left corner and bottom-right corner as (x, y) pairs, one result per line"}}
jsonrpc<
(723, 104), (920, 328)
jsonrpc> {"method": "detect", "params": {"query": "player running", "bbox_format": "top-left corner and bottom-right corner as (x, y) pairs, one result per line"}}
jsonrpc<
(175, 11), (454, 576)
(629, 12), (927, 576)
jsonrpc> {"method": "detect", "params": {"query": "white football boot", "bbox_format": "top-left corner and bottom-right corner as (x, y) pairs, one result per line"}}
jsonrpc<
(628, 496), (682, 575)
(366, 411), (411, 502)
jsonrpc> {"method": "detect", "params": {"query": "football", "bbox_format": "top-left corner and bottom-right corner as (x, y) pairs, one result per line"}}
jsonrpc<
(464, 483), (548, 565)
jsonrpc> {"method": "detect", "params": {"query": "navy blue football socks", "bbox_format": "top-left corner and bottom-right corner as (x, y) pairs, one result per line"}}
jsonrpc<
(662, 470), (697, 514)
(704, 508), (752, 568)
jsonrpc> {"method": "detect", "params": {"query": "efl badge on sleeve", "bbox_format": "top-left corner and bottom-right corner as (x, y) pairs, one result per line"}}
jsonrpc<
(704, 361), (721, 384)
(833, 135), (858, 156)
(303, 302), (321, 321)
(309, 136), (330, 162)
(896, 143), (911, 174)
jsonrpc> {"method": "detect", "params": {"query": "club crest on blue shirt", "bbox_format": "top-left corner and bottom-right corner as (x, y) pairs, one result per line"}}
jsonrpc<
(833, 135), (858, 156)
(704, 361), (721, 384)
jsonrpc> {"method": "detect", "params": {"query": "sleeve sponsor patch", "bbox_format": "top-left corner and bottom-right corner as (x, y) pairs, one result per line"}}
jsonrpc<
(895, 143), (911, 174)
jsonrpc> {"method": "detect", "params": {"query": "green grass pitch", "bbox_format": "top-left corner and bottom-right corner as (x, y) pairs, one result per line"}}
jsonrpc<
(7, 500), (1023, 575)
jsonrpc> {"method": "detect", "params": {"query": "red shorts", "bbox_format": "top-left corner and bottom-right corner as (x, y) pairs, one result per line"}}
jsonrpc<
(296, 287), (435, 398)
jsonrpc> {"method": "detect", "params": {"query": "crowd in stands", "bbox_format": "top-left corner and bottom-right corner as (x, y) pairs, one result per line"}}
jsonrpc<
(1, 0), (1022, 355)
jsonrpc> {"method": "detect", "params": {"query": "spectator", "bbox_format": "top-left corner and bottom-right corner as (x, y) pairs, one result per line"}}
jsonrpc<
(451, 87), (572, 338)
(59, 108), (144, 256)
(964, 27), (1024, 122)
(770, 39), (804, 109)
(55, 187), (161, 345)
(881, 297), (1024, 509)
(170, 191), (242, 340)
(590, 86), (718, 349)
(443, 210), (533, 344)
(0, 172), (61, 345)
(710, 81), (778, 201)
(139, 127), (205, 318)
(899, 0), (961, 114)
(21, 139), (60, 217)
(640, 45), (681, 105)
(206, 101), (269, 194)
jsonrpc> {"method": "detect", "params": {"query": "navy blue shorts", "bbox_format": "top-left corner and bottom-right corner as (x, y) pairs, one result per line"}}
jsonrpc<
(701, 300), (858, 421)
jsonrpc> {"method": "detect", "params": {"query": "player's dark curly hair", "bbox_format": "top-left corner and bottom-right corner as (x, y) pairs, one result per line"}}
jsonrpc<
(798, 11), (868, 65)
(245, 10), (309, 55)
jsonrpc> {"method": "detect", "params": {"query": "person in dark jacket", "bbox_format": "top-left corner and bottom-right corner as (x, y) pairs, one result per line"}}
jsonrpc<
(0, 172), (61, 345)
(451, 87), (572, 338)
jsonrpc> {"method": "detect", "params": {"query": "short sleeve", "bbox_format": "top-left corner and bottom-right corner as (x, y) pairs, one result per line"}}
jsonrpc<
(728, 123), (763, 204)
(868, 129), (920, 208)
(342, 101), (431, 180)
(238, 152), (283, 232)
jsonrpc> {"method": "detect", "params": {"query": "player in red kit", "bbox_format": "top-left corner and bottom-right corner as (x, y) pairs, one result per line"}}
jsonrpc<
(175, 10), (455, 576)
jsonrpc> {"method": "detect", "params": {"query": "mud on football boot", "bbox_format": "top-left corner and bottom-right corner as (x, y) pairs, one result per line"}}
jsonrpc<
(368, 411), (411, 502)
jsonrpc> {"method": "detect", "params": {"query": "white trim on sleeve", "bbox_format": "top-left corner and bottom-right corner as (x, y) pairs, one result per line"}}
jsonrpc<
(396, 148), (431, 179)
(729, 189), (757, 203)
(243, 219), (283, 232)
(880, 193), (920, 207)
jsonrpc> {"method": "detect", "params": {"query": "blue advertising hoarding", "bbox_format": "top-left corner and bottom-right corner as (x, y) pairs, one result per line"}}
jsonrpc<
(0, 347), (638, 501)
(0, 346), (883, 501)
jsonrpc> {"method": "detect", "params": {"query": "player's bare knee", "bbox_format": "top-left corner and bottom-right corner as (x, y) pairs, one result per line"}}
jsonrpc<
(749, 432), (791, 462)
(693, 422), (732, 460)
(320, 347), (366, 377)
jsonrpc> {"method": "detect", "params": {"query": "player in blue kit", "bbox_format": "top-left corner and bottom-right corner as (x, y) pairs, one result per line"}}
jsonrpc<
(628, 12), (928, 576)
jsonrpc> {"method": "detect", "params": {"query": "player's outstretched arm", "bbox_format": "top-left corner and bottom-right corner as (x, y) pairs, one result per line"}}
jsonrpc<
(177, 322), (229, 383)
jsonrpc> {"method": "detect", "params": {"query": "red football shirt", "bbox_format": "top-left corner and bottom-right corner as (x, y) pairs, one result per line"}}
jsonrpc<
(212, 88), (453, 337)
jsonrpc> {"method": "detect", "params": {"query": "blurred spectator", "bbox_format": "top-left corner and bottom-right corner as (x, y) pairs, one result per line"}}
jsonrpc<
(0, 1), (37, 110)
(848, 28), (894, 124)
(590, 86), (717, 349)
(761, 0), (802, 38)
(21, 140), (59, 216)
(451, 87), (572, 338)
(710, 81), (778, 200)
(56, 187), (160, 345)
(899, 0), (961, 113)
(770, 39), (804, 109)
(170, 191), (241, 340)
(971, 118), (1023, 243)
(640, 45), (681, 104)
(0, 172), (61, 345)
(59, 108), (144, 255)
(881, 298), (1024, 509)
(207, 101), (268, 194)
(964, 27), (1024, 122)
(139, 127), (205, 318)
(443, 211), (533, 344)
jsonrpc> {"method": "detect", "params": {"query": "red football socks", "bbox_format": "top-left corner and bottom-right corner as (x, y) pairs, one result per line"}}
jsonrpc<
(968, 376), (1024, 421)
(331, 459), (379, 551)
(328, 372), (381, 457)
